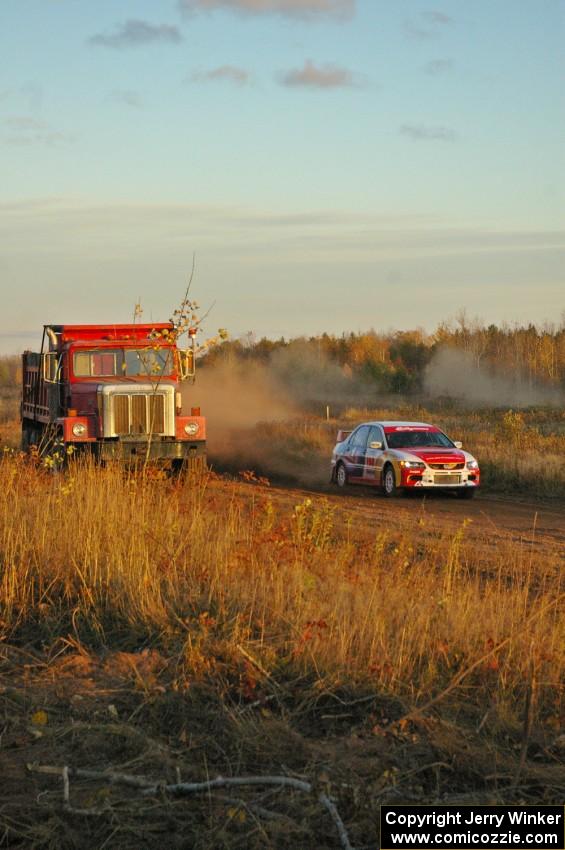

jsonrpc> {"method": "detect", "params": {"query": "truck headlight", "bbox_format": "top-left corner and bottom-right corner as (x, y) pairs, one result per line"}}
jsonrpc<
(72, 422), (87, 437)
(184, 422), (199, 436)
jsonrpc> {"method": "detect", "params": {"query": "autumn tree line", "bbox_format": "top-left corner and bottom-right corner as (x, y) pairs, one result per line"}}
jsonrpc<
(0, 357), (21, 388)
(0, 316), (563, 395)
(202, 316), (565, 394)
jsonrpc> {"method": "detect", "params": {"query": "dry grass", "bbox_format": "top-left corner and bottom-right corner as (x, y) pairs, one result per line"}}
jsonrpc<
(1, 409), (564, 847)
(1, 453), (562, 728)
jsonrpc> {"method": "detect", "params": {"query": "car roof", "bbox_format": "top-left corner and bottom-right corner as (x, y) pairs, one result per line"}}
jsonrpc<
(354, 420), (433, 428)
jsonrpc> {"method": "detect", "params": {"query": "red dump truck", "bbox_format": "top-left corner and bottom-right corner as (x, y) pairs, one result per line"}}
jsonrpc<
(21, 323), (206, 467)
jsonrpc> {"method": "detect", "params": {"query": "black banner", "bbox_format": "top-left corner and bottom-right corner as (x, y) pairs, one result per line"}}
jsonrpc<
(380, 805), (564, 850)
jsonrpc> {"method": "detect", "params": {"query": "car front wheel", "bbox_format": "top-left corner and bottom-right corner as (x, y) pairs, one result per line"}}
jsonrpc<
(335, 463), (348, 488)
(382, 464), (398, 497)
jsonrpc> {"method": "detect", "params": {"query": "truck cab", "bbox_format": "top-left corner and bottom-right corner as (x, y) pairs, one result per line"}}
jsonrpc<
(22, 323), (205, 465)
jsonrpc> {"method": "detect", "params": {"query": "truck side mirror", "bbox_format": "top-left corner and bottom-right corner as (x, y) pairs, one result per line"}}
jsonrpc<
(178, 349), (195, 381)
(42, 352), (59, 383)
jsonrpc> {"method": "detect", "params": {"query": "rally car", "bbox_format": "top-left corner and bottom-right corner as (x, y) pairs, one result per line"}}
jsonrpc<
(330, 420), (480, 498)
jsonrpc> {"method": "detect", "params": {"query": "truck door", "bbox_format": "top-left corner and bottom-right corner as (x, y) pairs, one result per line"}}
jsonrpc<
(363, 426), (385, 484)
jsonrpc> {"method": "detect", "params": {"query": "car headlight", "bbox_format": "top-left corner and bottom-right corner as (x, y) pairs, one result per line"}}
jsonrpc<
(400, 460), (425, 469)
(466, 460), (479, 469)
(72, 422), (87, 437)
(184, 422), (199, 436)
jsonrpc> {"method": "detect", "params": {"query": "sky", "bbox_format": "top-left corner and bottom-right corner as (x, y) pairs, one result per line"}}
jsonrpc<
(1, 0), (564, 353)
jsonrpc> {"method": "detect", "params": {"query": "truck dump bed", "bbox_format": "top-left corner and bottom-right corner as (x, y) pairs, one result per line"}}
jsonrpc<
(22, 351), (52, 422)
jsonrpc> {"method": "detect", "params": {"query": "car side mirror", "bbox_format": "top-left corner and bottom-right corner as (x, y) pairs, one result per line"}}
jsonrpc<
(453, 440), (463, 449)
(369, 441), (383, 449)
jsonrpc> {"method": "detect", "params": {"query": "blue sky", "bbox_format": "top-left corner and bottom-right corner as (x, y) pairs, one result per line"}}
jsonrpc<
(1, 0), (563, 352)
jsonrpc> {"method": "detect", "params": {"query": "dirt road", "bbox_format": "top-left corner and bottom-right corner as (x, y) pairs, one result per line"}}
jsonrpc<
(229, 475), (565, 554)
(330, 488), (565, 546)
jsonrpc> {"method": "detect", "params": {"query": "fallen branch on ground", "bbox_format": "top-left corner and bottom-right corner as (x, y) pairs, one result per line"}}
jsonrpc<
(27, 764), (355, 850)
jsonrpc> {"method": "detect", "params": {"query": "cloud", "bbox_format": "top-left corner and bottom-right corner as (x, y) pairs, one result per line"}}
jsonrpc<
(400, 123), (457, 142)
(3, 199), (563, 261)
(88, 19), (182, 48)
(1, 199), (562, 345)
(422, 10), (451, 25)
(20, 83), (44, 112)
(178, 0), (354, 21)
(3, 131), (71, 146)
(404, 21), (434, 39)
(0, 330), (39, 341)
(0, 84), (44, 111)
(280, 60), (355, 89)
(4, 116), (48, 131)
(110, 90), (144, 108)
(405, 10), (452, 39)
(423, 58), (453, 75)
(1, 116), (72, 146)
(190, 65), (250, 85)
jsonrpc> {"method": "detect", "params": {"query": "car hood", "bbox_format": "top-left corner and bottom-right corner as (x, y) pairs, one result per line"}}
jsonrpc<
(395, 448), (467, 465)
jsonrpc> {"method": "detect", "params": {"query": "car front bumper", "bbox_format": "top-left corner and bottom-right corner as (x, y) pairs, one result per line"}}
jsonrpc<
(400, 465), (480, 488)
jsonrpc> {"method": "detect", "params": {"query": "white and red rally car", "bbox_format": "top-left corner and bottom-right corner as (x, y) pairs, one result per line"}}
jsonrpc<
(331, 420), (480, 498)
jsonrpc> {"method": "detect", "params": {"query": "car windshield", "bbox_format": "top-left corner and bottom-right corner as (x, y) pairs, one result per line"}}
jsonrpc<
(73, 348), (173, 378)
(385, 430), (454, 449)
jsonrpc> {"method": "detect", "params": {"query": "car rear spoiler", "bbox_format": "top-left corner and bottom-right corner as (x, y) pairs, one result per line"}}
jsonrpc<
(336, 429), (351, 443)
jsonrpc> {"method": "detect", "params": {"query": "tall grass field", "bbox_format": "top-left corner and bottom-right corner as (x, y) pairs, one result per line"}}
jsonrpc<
(0, 439), (563, 848)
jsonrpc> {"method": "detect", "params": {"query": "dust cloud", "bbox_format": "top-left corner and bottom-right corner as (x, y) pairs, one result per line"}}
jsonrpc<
(268, 342), (370, 407)
(187, 358), (296, 435)
(424, 348), (564, 407)
(182, 357), (301, 481)
(182, 343), (563, 484)
(182, 345), (373, 485)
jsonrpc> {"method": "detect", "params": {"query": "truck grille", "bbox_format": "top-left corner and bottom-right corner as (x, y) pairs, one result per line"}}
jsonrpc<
(112, 393), (166, 436)
(99, 384), (175, 439)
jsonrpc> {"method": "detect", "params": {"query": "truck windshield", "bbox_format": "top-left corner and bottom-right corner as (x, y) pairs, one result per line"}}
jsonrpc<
(124, 349), (172, 376)
(73, 349), (173, 378)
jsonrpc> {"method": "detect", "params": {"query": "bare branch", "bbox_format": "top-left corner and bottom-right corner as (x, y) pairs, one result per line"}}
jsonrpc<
(180, 253), (196, 314)
(141, 774), (312, 795)
(27, 764), (355, 850)
(319, 791), (355, 850)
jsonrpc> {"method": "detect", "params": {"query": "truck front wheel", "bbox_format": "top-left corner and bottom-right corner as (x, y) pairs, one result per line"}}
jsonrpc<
(171, 455), (207, 478)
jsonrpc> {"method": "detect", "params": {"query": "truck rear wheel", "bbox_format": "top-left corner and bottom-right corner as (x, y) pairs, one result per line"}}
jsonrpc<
(21, 423), (32, 452)
(22, 422), (41, 453)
